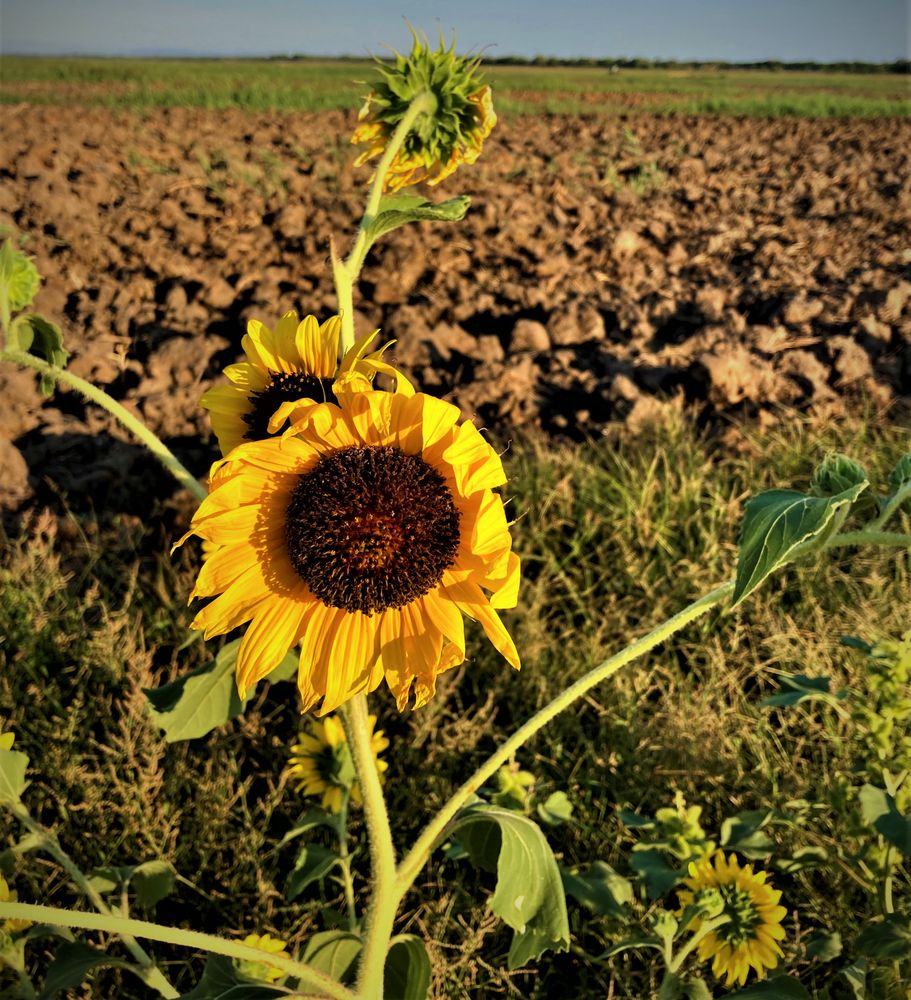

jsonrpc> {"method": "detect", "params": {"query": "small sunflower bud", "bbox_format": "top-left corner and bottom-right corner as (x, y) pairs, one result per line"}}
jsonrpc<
(352, 30), (497, 192)
(810, 453), (867, 497)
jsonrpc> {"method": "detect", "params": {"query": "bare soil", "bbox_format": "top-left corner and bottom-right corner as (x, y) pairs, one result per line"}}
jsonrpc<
(1, 105), (909, 513)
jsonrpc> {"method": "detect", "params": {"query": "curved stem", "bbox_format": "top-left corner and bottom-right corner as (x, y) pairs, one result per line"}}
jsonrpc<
(0, 902), (355, 1000)
(7, 800), (178, 998)
(341, 695), (397, 1000)
(871, 479), (911, 530)
(667, 916), (728, 973)
(1, 349), (206, 503)
(336, 789), (359, 931)
(395, 581), (735, 900)
(334, 91), (435, 358)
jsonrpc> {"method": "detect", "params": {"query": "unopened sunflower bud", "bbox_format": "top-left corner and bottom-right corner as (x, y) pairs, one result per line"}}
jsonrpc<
(649, 908), (679, 941)
(810, 453), (867, 497)
(352, 30), (497, 192)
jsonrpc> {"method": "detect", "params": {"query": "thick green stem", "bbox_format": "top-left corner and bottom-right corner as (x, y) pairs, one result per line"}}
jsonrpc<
(0, 902), (354, 1000)
(341, 695), (397, 1000)
(334, 91), (435, 358)
(667, 916), (728, 973)
(0, 349), (206, 502)
(6, 801), (178, 998)
(337, 789), (359, 931)
(828, 529), (911, 549)
(871, 479), (911, 531)
(395, 581), (735, 900)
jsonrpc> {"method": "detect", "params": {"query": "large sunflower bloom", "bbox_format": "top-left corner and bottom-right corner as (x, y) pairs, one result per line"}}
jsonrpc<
(288, 714), (389, 813)
(180, 389), (520, 713)
(201, 311), (410, 456)
(677, 851), (787, 987)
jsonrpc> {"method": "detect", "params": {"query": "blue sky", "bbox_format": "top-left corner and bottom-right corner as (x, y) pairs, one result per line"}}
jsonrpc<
(2, 0), (908, 62)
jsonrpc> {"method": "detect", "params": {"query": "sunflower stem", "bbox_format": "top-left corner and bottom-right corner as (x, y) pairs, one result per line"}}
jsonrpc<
(335, 91), (435, 359)
(342, 694), (397, 1000)
(666, 915), (728, 974)
(337, 788), (360, 931)
(0, 902), (355, 999)
(0, 349), (207, 502)
(394, 581), (735, 899)
(5, 800), (179, 998)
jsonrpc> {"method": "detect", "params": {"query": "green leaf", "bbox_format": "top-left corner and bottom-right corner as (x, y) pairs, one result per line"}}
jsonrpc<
(300, 930), (361, 983)
(9, 313), (69, 395)
(0, 748), (28, 803)
(536, 790), (573, 826)
(723, 975), (811, 998)
(719, 809), (775, 859)
(773, 845), (829, 874)
(451, 803), (570, 969)
(759, 674), (845, 710)
(276, 807), (341, 849)
(629, 848), (683, 899)
(133, 860), (176, 907)
(0, 240), (41, 313)
(858, 785), (911, 855)
(40, 941), (132, 998)
(384, 935), (431, 1000)
(805, 930), (842, 962)
(855, 915), (911, 959)
(364, 194), (470, 244)
(264, 649), (298, 684)
(839, 960), (866, 999)
(617, 808), (655, 830)
(286, 844), (341, 900)
(179, 954), (287, 999)
(87, 864), (137, 894)
(684, 977), (713, 1000)
(887, 453), (911, 493)
(732, 482), (868, 608)
(144, 640), (246, 742)
(560, 861), (633, 919)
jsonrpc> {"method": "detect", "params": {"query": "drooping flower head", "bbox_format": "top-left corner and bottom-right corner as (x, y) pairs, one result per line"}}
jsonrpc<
(236, 933), (290, 984)
(201, 311), (410, 457)
(180, 387), (520, 714)
(288, 714), (388, 813)
(677, 851), (787, 987)
(352, 30), (497, 192)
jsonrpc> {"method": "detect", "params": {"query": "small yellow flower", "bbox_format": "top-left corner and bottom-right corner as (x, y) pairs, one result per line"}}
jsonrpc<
(288, 714), (389, 813)
(352, 31), (497, 192)
(0, 875), (31, 935)
(236, 932), (290, 983)
(677, 851), (787, 987)
(201, 311), (411, 457)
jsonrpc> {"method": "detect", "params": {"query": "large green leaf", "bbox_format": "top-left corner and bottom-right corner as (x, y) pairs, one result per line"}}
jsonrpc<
(629, 848), (683, 899)
(855, 915), (911, 959)
(9, 313), (69, 395)
(179, 954), (287, 999)
(858, 785), (911, 855)
(719, 809), (775, 859)
(133, 859), (177, 907)
(732, 482), (867, 608)
(0, 240), (40, 313)
(451, 803), (570, 969)
(364, 194), (470, 244)
(144, 641), (246, 741)
(560, 861), (633, 918)
(40, 941), (133, 998)
(300, 930), (361, 983)
(286, 843), (341, 901)
(724, 975), (811, 999)
(0, 748), (28, 803)
(384, 935), (431, 1000)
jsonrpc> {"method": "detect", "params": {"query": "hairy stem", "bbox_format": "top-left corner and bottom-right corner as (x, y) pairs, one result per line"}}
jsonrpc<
(395, 581), (735, 899)
(337, 789), (359, 931)
(6, 802), (178, 998)
(335, 91), (435, 357)
(828, 528), (911, 549)
(0, 902), (354, 1000)
(0, 349), (206, 502)
(341, 695), (397, 1000)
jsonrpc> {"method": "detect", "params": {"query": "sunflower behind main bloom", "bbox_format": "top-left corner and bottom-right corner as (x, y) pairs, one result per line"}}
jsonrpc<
(179, 388), (520, 714)
(288, 714), (389, 813)
(677, 851), (787, 987)
(201, 311), (411, 456)
(351, 32), (497, 192)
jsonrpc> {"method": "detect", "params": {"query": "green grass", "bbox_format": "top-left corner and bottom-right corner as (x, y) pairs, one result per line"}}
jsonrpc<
(1, 410), (909, 997)
(1, 57), (909, 116)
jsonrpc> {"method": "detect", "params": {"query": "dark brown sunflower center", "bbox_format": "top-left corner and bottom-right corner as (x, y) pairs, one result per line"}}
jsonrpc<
(285, 445), (461, 615)
(243, 371), (337, 442)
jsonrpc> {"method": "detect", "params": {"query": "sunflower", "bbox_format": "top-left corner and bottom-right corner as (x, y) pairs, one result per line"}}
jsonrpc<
(0, 875), (30, 936)
(351, 32), (497, 192)
(201, 311), (411, 456)
(236, 932), (290, 983)
(677, 851), (787, 987)
(179, 388), (520, 714)
(288, 714), (389, 813)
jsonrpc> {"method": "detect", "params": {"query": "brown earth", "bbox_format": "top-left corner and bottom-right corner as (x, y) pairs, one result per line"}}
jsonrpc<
(1, 104), (909, 514)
